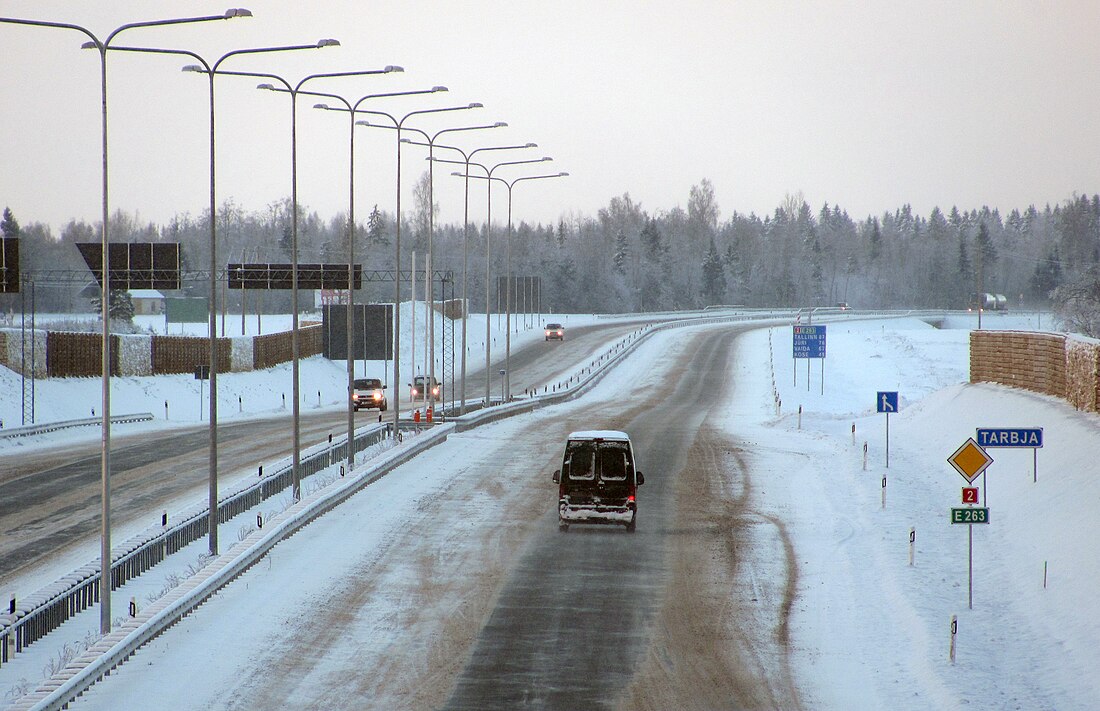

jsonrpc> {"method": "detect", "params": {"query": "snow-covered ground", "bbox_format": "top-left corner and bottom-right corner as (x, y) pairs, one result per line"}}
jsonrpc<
(3, 310), (1097, 709)
(1, 305), (612, 431)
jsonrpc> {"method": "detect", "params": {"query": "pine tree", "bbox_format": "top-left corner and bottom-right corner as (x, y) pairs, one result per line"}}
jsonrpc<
(613, 229), (628, 275)
(1, 207), (21, 238)
(1029, 246), (1063, 301)
(367, 205), (389, 247)
(640, 218), (663, 260)
(701, 238), (726, 305)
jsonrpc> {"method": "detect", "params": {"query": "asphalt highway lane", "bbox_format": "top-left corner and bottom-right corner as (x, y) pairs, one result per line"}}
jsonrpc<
(442, 326), (727, 709)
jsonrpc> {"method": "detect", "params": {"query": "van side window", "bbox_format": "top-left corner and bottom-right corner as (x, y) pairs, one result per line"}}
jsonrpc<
(565, 442), (596, 480)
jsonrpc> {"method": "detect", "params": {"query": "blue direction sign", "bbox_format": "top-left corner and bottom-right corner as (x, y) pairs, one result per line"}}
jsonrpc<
(976, 428), (1043, 448)
(877, 391), (899, 413)
(793, 325), (826, 359)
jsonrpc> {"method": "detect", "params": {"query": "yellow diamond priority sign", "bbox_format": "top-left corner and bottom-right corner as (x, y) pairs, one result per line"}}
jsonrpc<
(948, 437), (994, 483)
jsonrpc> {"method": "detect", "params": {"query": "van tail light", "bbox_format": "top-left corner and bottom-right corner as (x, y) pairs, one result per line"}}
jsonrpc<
(627, 494), (635, 503)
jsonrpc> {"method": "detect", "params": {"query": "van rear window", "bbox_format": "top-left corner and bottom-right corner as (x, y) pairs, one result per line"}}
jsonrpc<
(599, 447), (628, 480)
(564, 440), (630, 481)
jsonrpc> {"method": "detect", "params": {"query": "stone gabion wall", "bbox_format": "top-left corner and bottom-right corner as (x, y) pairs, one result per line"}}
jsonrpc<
(118, 335), (153, 377)
(970, 329), (1100, 412)
(0, 328), (47, 376)
(1066, 337), (1100, 412)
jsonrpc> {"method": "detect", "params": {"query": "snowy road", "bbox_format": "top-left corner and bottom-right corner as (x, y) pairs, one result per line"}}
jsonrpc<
(9, 313), (1099, 710)
(67, 321), (801, 710)
(0, 317), (644, 592)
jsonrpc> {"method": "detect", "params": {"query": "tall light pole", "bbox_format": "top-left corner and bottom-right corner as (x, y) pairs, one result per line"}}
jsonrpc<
(396, 122), (508, 413)
(353, 101), (483, 424)
(109, 39), (335, 561)
(458, 170), (568, 400)
(319, 88), (491, 472)
(425, 143), (538, 412)
(445, 156), (552, 405)
(214, 63), (403, 501)
(0, 8), (251, 635)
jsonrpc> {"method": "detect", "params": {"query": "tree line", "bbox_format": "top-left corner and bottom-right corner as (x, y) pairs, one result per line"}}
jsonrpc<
(3, 179), (1098, 330)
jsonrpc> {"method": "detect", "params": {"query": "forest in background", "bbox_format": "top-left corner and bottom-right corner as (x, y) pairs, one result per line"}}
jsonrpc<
(1, 176), (1093, 326)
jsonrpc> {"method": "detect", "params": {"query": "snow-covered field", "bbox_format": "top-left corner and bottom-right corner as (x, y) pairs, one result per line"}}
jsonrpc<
(3, 310), (1097, 709)
(1, 306), (611, 430)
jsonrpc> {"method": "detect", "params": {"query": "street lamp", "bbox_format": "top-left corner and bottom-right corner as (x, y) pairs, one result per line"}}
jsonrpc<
(353, 101), (484, 424)
(455, 170), (569, 400)
(0, 7), (251, 635)
(108, 38), (336, 561)
(425, 143), (538, 413)
(213, 62), (404, 502)
(396, 121), (507, 414)
(444, 156), (552, 405)
(318, 87), (498, 472)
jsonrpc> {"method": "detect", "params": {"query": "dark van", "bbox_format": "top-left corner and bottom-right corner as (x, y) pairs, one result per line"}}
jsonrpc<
(552, 430), (644, 532)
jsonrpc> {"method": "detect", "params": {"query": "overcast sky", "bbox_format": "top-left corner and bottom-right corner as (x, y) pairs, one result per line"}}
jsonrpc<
(3, 1), (1100, 238)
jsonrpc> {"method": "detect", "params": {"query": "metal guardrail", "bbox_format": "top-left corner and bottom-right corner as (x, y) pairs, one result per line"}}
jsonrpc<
(0, 419), (418, 668)
(0, 413), (154, 440)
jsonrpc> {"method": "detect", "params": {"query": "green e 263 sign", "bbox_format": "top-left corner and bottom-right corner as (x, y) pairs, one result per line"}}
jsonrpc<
(950, 507), (990, 524)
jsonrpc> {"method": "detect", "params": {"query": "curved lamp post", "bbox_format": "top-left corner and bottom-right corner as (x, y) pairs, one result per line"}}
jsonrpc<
(106, 39), (337, 560)
(317, 87), (495, 473)
(352, 101), (484, 423)
(212, 62), (405, 502)
(442, 156), (552, 405)
(454, 170), (568, 400)
(0, 8), (251, 634)
(394, 121), (507, 414)
(424, 143), (537, 412)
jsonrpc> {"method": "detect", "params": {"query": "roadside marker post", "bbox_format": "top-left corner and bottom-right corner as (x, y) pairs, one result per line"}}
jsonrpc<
(950, 615), (958, 664)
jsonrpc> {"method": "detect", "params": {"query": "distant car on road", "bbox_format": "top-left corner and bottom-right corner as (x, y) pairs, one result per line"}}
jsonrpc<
(409, 375), (440, 400)
(552, 430), (644, 532)
(544, 323), (565, 341)
(352, 378), (387, 411)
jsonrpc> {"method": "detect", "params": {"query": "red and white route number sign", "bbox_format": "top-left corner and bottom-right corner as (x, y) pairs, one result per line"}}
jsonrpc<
(962, 487), (979, 504)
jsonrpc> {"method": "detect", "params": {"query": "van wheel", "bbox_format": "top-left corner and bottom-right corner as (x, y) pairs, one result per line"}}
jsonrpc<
(626, 519), (636, 533)
(558, 521), (569, 532)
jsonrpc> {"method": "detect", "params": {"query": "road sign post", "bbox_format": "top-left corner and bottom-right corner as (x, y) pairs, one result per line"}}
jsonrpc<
(793, 325), (826, 393)
(876, 391), (898, 467)
(976, 427), (1043, 482)
(947, 437), (994, 609)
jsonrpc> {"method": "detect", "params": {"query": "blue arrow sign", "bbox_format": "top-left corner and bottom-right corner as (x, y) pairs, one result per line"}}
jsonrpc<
(976, 428), (1043, 448)
(877, 391), (899, 413)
